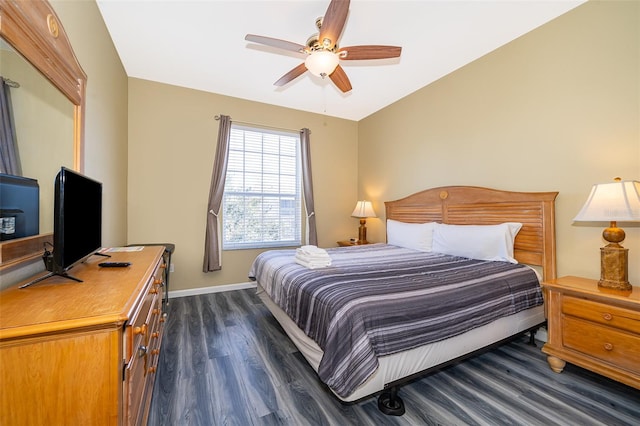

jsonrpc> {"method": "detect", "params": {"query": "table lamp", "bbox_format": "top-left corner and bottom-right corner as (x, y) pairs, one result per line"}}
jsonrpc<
(351, 200), (376, 244)
(573, 178), (640, 290)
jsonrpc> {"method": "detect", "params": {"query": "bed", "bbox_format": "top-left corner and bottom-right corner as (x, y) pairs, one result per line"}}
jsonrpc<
(249, 185), (558, 415)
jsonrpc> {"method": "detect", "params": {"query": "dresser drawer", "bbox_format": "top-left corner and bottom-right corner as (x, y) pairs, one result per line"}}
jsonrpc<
(147, 293), (164, 374)
(125, 264), (164, 361)
(125, 288), (154, 362)
(563, 316), (640, 374)
(124, 341), (150, 426)
(563, 296), (640, 335)
(124, 261), (164, 425)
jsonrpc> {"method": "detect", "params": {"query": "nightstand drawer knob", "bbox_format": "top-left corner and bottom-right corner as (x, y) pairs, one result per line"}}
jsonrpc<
(603, 343), (613, 351)
(602, 313), (613, 321)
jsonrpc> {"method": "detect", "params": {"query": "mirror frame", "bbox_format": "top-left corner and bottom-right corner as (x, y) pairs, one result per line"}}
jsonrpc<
(0, 0), (86, 269)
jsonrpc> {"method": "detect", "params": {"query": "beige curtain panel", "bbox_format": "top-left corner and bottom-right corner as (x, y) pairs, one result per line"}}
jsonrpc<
(300, 128), (317, 246)
(203, 115), (231, 272)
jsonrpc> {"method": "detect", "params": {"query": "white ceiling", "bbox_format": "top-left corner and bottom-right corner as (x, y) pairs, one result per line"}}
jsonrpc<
(96, 0), (585, 121)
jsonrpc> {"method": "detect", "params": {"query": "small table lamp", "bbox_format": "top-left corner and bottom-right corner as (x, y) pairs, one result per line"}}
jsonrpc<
(573, 178), (640, 290)
(351, 200), (377, 244)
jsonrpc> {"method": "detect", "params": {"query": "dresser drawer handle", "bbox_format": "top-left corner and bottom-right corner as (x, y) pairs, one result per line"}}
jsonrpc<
(603, 343), (613, 351)
(133, 324), (147, 336)
(602, 313), (613, 321)
(138, 345), (148, 358)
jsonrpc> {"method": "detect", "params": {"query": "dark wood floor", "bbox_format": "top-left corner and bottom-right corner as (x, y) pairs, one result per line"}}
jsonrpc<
(148, 289), (640, 425)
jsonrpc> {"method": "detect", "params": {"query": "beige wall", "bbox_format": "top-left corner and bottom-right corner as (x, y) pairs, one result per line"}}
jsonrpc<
(127, 79), (358, 291)
(358, 0), (640, 284)
(1, 0), (128, 288)
(51, 0), (129, 250)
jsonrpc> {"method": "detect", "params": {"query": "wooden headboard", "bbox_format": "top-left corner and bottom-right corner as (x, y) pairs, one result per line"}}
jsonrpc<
(385, 186), (559, 280)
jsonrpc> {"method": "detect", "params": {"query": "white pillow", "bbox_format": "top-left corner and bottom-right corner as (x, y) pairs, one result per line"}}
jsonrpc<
(431, 222), (523, 263)
(386, 219), (435, 252)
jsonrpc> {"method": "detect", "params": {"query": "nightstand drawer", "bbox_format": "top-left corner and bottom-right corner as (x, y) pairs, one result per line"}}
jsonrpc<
(542, 276), (640, 390)
(563, 296), (640, 334)
(563, 317), (640, 373)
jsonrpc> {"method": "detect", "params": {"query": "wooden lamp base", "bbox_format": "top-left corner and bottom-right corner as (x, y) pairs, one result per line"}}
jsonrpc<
(357, 219), (368, 244)
(599, 245), (631, 290)
(598, 223), (631, 291)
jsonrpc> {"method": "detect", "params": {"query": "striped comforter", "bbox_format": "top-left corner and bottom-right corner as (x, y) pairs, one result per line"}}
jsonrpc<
(248, 243), (543, 398)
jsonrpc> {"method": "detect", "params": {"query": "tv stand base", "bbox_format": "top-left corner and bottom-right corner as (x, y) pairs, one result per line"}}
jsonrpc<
(19, 271), (82, 289)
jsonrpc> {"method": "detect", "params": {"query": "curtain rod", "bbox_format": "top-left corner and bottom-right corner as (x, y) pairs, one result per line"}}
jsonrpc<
(2, 77), (20, 88)
(214, 115), (305, 134)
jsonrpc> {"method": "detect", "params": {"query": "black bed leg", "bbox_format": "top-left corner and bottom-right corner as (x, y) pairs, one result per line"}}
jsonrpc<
(528, 328), (538, 347)
(378, 386), (405, 416)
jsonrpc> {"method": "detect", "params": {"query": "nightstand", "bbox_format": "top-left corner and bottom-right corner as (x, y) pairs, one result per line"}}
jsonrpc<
(337, 240), (370, 247)
(541, 276), (640, 390)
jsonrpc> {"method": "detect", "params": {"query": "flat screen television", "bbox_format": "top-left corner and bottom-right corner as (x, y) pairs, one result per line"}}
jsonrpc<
(20, 167), (104, 288)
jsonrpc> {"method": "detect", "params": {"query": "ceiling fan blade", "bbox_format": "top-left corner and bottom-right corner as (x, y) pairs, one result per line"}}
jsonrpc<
(245, 34), (306, 53)
(318, 0), (350, 50)
(338, 45), (402, 60)
(274, 63), (308, 87)
(329, 64), (352, 93)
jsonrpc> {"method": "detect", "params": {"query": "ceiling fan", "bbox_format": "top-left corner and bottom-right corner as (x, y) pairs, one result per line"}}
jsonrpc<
(245, 0), (402, 93)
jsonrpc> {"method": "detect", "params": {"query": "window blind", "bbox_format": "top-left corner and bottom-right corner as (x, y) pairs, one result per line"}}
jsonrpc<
(222, 125), (301, 250)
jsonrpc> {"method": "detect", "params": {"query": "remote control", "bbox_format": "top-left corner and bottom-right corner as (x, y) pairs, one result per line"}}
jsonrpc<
(98, 262), (131, 268)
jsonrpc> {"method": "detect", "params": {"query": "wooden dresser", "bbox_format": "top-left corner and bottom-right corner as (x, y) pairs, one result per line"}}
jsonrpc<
(541, 276), (640, 390)
(0, 246), (166, 425)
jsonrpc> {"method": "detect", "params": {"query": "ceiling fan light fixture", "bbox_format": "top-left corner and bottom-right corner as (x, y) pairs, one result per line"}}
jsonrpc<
(246, 0), (401, 92)
(305, 50), (339, 78)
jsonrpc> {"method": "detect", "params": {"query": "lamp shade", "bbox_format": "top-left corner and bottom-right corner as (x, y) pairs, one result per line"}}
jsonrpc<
(351, 201), (377, 218)
(573, 180), (640, 222)
(305, 50), (339, 77)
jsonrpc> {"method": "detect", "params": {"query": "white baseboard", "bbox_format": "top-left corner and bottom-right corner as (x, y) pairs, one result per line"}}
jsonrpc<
(168, 281), (257, 299)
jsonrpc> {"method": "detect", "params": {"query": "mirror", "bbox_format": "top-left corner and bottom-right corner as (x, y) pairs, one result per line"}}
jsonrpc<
(1, 40), (75, 234)
(0, 0), (86, 269)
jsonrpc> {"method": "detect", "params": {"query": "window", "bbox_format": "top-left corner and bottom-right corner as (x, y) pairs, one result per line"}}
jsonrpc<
(222, 125), (301, 250)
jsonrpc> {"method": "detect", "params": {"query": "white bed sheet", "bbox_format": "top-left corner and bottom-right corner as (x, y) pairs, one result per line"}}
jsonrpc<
(257, 284), (545, 402)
